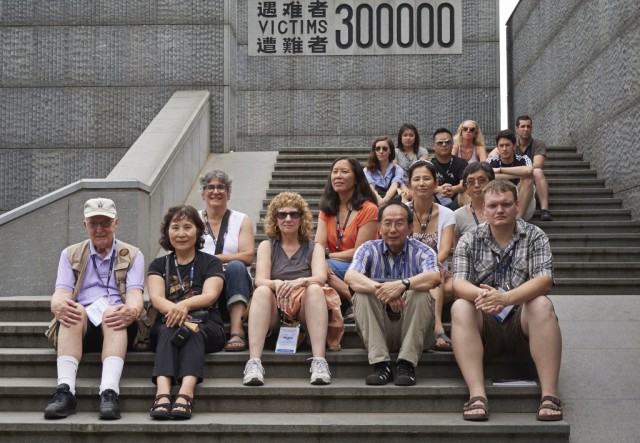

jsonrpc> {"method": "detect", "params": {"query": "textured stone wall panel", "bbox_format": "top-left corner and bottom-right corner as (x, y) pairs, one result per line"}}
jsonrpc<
(0, 26), (224, 87)
(509, 0), (640, 221)
(0, 0), (224, 25)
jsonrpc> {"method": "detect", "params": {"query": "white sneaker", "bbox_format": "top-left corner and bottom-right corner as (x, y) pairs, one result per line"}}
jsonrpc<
(309, 357), (331, 385)
(243, 358), (265, 386)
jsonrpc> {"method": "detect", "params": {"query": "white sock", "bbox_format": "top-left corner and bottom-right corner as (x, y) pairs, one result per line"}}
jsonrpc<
(57, 356), (79, 395)
(99, 356), (124, 395)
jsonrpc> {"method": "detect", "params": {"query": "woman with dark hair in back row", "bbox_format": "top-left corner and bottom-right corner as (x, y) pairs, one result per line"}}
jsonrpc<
(315, 157), (378, 320)
(365, 136), (405, 206)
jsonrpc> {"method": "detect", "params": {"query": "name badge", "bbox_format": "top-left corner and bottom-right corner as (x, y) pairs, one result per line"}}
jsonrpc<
(275, 325), (300, 353)
(86, 297), (110, 326)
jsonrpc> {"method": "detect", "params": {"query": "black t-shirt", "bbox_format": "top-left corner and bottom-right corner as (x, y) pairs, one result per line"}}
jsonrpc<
(148, 251), (224, 307)
(487, 154), (532, 185)
(433, 156), (468, 186)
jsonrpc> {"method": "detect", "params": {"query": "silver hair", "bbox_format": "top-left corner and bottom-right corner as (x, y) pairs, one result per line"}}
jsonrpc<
(199, 169), (232, 193)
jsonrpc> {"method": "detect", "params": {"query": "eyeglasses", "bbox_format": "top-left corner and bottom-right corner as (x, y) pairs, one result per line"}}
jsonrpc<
(381, 221), (407, 230)
(435, 139), (452, 146)
(462, 126), (477, 132)
(375, 145), (390, 152)
(203, 184), (227, 193)
(276, 211), (302, 220)
(465, 178), (489, 186)
(86, 220), (114, 230)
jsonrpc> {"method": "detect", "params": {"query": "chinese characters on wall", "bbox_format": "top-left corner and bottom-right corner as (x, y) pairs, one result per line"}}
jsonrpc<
(248, 0), (463, 56)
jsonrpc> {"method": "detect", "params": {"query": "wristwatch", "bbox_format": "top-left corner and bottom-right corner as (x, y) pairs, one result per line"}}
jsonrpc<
(402, 278), (411, 290)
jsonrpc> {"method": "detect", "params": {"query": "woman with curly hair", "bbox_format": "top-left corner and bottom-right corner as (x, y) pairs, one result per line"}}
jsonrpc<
(243, 192), (331, 386)
(452, 120), (488, 206)
(147, 205), (226, 420)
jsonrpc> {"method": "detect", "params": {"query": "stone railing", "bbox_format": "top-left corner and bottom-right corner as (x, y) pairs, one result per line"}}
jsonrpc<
(0, 90), (211, 295)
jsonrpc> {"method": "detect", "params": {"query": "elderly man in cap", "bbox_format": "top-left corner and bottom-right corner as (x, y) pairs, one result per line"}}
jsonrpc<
(44, 198), (144, 420)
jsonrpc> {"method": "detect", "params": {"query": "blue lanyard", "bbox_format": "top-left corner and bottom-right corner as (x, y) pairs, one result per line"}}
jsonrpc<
(91, 248), (117, 304)
(470, 204), (480, 225)
(382, 245), (407, 279)
(173, 254), (195, 299)
(492, 240), (519, 290)
(335, 206), (353, 252)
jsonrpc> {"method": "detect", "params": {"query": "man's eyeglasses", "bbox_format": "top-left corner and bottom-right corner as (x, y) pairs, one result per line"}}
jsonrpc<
(276, 211), (302, 220)
(381, 221), (407, 230)
(462, 126), (477, 132)
(465, 178), (489, 186)
(86, 220), (114, 230)
(203, 184), (227, 193)
(375, 145), (390, 152)
(435, 139), (452, 146)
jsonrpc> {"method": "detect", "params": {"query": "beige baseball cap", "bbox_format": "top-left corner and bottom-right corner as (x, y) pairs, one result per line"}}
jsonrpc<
(84, 198), (117, 219)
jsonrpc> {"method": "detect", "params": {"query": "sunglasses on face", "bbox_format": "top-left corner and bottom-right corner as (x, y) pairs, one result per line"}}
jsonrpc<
(276, 211), (302, 220)
(375, 145), (390, 152)
(462, 126), (477, 132)
(435, 139), (452, 146)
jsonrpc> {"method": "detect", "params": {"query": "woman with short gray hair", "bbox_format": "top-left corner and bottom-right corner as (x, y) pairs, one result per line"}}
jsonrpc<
(199, 169), (255, 352)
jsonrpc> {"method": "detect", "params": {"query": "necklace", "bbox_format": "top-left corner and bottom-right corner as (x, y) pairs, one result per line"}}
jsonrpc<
(413, 203), (434, 232)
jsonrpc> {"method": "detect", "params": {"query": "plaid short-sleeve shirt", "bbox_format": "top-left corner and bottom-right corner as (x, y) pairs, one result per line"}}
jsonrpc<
(453, 219), (553, 290)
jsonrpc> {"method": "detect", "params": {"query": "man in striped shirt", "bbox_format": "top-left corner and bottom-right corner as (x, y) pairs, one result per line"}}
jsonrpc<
(345, 202), (441, 386)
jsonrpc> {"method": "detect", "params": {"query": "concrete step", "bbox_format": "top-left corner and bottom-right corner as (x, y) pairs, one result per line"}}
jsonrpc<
(554, 261), (640, 278)
(0, 348), (535, 380)
(530, 220), (640, 234)
(543, 169), (598, 178)
(0, 296), (51, 322)
(0, 377), (543, 414)
(546, 233), (640, 248)
(552, 278), (640, 295)
(544, 178), (605, 188)
(0, 411), (570, 442)
(550, 246), (640, 262)
(532, 208), (631, 222)
(548, 188), (612, 198)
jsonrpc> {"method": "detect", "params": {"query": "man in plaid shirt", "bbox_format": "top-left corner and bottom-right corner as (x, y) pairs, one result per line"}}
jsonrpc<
(451, 180), (563, 422)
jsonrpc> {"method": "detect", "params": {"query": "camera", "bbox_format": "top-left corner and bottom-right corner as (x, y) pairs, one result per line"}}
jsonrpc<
(170, 324), (192, 348)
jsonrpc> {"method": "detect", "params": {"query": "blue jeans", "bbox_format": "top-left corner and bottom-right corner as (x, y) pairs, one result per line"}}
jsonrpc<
(328, 259), (350, 280)
(219, 260), (253, 320)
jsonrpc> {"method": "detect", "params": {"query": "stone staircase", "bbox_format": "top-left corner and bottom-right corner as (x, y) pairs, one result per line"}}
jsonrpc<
(6, 143), (637, 440)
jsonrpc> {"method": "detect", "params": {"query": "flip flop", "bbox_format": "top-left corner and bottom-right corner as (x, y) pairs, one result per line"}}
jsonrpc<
(433, 332), (453, 351)
(224, 333), (247, 352)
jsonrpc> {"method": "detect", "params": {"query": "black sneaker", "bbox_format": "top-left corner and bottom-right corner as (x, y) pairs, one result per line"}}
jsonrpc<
(395, 359), (416, 386)
(99, 389), (121, 420)
(539, 209), (553, 221)
(365, 361), (393, 385)
(44, 383), (77, 419)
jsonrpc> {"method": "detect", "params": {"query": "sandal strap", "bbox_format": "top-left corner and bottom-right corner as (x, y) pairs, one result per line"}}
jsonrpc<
(227, 333), (246, 342)
(539, 396), (563, 412)
(150, 394), (172, 412)
(464, 396), (488, 409)
(172, 394), (194, 412)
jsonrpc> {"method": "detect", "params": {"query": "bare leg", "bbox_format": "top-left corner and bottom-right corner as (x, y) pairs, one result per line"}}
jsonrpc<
(517, 178), (534, 219)
(57, 307), (87, 361)
(533, 168), (550, 210)
(520, 296), (563, 419)
(327, 271), (352, 303)
(451, 299), (487, 417)
(247, 286), (279, 360)
(299, 285), (328, 358)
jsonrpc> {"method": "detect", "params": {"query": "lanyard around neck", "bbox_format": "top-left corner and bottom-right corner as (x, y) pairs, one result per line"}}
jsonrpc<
(173, 253), (195, 299)
(91, 247), (117, 303)
(470, 204), (480, 225)
(335, 206), (353, 252)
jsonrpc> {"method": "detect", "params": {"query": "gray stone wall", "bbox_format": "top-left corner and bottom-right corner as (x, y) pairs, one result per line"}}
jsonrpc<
(507, 0), (640, 220)
(235, 0), (501, 151)
(1, 0), (501, 211)
(0, 0), (227, 211)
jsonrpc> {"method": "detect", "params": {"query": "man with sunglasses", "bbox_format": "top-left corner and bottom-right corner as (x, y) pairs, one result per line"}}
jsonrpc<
(44, 198), (144, 420)
(345, 202), (440, 386)
(431, 127), (468, 210)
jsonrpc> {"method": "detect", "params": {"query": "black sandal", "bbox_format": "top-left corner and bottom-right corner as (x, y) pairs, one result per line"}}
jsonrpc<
(170, 393), (194, 420)
(149, 394), (172, 420)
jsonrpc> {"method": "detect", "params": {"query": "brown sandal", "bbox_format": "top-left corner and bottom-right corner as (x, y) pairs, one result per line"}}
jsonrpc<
(224, 333), (247, 352)
(170, 394), (194, 420)
(536, 395), (563, 421)
(463, 396), (489, 421)
(149, 394), (172, 420)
